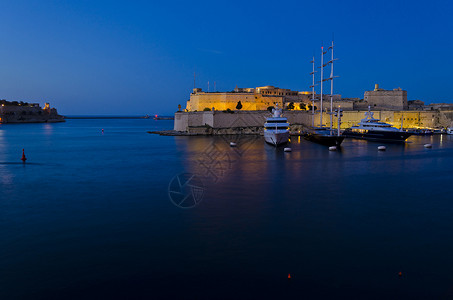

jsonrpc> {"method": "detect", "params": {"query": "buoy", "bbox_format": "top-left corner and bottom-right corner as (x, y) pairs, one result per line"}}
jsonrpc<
(21, 149), (27, 162)
(288, 273), (291, 279)
(284, 147), (292, 152)
(229, 142), (237, 147)
(398, 271), (402, 277)
(424, 144), (432, 148)
(378, 146), (386, 151)
(329, 146), (337, 151)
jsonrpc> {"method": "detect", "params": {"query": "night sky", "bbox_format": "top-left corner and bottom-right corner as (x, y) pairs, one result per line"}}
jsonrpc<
(0, 0), (451, 115)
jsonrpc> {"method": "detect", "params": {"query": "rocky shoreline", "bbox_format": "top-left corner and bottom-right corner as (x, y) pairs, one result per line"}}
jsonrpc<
(0, 100), (64, 124)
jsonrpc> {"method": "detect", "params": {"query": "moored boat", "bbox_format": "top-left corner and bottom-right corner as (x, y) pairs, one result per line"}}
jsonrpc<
(303, 41), (344, 147)
(303, 128), (344, 147)
(342, 107), (412, 142)
(304, 108), (345, 147)
(406, 128), (433, 136)
(264, 105), (290, 146)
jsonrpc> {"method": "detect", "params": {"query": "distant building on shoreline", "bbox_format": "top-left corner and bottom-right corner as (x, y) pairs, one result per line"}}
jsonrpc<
(0, 99), (64, 123)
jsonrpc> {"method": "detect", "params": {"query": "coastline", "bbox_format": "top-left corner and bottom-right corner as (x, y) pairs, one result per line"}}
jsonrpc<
(0, 101), (64, 124)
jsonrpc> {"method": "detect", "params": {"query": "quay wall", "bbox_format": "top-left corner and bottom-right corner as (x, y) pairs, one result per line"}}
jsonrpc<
(174, 110), (453, 134)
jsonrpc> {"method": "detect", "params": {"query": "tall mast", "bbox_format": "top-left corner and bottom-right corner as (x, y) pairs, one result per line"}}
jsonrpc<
(319, 46), (327, 127)
(329, 41), (334, 130)
(328, 40), (338, 131)
(320, 47), (323, 127)
(309, 56), (317, 127)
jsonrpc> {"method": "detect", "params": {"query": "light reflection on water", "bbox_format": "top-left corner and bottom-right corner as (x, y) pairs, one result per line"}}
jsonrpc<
(1, 121), (453, 299)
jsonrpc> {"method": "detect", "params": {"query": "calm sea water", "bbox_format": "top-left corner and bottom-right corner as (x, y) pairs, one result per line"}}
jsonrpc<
(1, 119), (453, 299)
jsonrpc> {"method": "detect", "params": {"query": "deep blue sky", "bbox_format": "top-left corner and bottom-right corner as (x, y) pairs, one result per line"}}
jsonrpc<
(0, 0), (452, 115)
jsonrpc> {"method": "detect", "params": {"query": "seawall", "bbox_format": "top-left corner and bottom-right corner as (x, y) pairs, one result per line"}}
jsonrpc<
(174, 110), (453, 135)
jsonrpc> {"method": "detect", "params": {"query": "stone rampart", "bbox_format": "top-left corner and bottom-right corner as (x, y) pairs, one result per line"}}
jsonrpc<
(174, 110), (453, 134)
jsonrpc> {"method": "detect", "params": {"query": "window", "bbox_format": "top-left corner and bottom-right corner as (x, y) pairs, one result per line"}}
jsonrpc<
(266, 120), (287, 124)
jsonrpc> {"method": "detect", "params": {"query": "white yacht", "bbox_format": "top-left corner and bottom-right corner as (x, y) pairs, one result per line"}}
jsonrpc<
(342, 107), (412, 142)
(447, 127), (453, 135)
(264, 105), (290, 146)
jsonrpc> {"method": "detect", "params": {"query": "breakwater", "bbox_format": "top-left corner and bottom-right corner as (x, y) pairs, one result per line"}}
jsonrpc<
(65, 116), (150, 119)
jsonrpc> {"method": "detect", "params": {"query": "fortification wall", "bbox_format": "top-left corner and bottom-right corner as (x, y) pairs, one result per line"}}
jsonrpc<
(174, 110), (453, 134)
(187, 93), (284, 111)
(174, 112), (189, 131)
(363, 89), (408, 110)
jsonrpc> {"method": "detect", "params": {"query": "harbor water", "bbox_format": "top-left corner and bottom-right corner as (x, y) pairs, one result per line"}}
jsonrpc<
(1, 119), (453, 299)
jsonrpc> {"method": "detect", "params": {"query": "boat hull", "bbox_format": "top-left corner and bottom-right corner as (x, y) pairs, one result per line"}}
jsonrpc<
(303, 133), (345, 146)
(342, 129), (412, 142)
(264, 131), (290, 146)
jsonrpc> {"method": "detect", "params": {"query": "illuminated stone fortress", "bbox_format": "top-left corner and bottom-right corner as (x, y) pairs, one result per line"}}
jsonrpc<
(186, 85), (323, 111)
(175, 84), (453, 133)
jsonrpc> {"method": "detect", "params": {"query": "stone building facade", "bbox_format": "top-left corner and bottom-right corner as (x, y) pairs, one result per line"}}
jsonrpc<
(185, 85), (354, 112)
(356, 84), (408, 110)
(186, 88), (285, 111)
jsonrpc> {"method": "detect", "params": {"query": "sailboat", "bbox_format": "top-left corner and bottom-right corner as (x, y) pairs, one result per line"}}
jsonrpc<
(304, 41), (344, 147)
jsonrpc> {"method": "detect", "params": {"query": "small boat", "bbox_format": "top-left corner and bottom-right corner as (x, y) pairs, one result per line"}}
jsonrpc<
(342, 107), (412, 142)
(447, 128), (453, 135)
(432, 129), (444, 135)
(264, 105), (290, 146)
(153, 115), (174, 120)
(406, 128), (433, 136)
